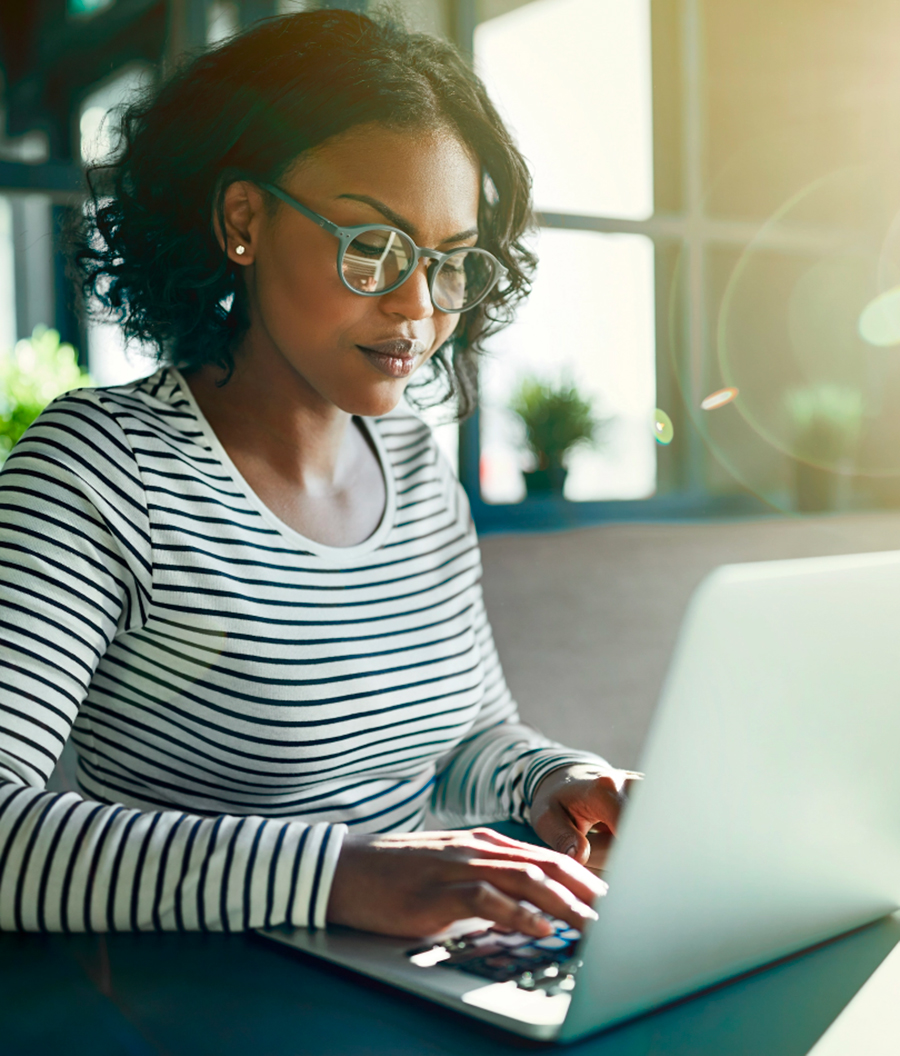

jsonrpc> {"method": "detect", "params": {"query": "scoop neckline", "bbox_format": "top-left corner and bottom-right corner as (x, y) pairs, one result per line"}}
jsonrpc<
(170, 368), (397, 561)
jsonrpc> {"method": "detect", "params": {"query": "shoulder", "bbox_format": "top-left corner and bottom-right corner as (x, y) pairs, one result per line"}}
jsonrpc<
(0, 367), (186, 497)
(14, 367), (199, 458)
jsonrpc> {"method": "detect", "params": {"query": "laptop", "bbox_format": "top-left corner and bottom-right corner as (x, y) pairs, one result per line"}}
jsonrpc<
(258, 550), (900, 1043)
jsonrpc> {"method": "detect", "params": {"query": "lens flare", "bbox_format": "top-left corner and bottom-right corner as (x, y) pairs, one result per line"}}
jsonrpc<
(858, 285), (900, 347)
(701, 387), (739, 411)
(654, 409), (674, 445)
(707, 164), (900, 496)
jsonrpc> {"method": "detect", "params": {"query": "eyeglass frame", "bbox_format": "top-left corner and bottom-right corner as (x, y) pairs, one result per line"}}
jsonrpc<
(258, 181), (506, 314)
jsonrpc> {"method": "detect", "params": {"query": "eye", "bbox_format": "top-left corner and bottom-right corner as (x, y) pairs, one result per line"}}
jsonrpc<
(348, 233), (391, 256)
(349, 242), (385, 258)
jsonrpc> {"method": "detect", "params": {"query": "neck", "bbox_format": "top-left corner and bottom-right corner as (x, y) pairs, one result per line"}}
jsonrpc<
(184, 336), (358, 493)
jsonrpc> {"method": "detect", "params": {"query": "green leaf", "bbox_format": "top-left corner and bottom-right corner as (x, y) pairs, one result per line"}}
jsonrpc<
(0, 326), (94, 461)
(508, 375), (608, 468)
(784, 384), (864, 462)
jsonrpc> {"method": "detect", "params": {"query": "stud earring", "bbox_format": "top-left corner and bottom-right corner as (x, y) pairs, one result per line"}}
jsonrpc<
(235, 244), (246, 256)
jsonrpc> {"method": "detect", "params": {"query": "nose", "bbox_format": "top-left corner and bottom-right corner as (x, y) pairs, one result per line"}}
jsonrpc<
(379, 260), (434, 321)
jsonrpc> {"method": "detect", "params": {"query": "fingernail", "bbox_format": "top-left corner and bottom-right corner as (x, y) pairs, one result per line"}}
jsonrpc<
(573, 903), (599, 923)
(563, 842), (578, 857)
(531, 912), (552, 935)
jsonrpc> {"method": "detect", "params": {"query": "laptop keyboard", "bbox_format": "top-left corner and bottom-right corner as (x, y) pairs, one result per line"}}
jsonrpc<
(405, 918), (583, 995)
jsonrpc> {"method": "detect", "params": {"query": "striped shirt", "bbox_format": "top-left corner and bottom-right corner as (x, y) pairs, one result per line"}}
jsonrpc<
(0, 367), (601, 933)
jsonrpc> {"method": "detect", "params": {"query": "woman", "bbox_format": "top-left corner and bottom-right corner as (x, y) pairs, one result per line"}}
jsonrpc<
(0, 9), (630, 937)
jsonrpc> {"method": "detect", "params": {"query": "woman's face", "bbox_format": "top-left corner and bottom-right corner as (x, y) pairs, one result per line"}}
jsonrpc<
(228, 123), (481, 418)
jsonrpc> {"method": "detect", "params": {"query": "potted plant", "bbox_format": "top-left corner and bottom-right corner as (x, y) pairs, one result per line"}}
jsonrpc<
(509, 374), (606, 497)
(784, 384), (864, 512)
(0, 326), (93, 465)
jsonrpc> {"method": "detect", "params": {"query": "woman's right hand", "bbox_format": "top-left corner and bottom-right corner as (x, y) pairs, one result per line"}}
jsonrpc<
(326, 827), (606, 939)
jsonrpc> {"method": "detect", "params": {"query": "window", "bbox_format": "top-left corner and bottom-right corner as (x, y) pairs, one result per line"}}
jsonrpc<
(80, 66), (156, 386)
(207, 1), (240, 44)
(480, 228), (656, 502)
(463, 0), (900, 527)
(68, 0), (115, 16)
(472, 0), (659, 512)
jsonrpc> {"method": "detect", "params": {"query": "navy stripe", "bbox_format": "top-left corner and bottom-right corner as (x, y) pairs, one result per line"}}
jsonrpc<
(35, 797), (82, 931)
(82, 806), (125, 932)
(173, 817), (204, 933)
(241, 819), (265, 930)
(285, 826), (309, 928)
(264, 824), (288, 930)
(0, 368), (597, 937)
(219, 817), (247, 933)
(151, 812), (185, 931)
(13, 793), (57, 929)
(129, 813), (161, 931)
(196, 815), (225, 932)
(58, 802), (106, 933)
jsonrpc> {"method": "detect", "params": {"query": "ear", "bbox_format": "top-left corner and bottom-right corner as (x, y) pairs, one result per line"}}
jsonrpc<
(215, 180), (265, 265)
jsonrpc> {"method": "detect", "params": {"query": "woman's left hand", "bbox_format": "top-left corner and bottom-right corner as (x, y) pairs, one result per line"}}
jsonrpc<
(529, 763), (642, 870)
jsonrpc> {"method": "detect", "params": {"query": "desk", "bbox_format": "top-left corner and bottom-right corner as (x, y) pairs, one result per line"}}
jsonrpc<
(4, 912), (900, 1056)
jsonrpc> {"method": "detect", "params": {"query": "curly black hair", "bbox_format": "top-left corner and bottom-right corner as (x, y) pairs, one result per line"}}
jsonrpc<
(71, 7), (536, 419)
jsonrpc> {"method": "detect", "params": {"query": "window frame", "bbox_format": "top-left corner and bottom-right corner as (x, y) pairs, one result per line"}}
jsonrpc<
(457, 0), (825, 533)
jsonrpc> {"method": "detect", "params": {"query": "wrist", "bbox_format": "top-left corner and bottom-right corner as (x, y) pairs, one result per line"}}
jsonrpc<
(326, 832), (377, 927)
(522, 751), (622, 814)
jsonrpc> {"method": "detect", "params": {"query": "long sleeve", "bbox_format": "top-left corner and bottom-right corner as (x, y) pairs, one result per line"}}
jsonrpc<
(430, 574), (612, 828)
(0, 392), (344, 932)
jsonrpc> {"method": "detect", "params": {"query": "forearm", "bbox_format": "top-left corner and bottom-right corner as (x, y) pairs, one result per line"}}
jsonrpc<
(431, 720), (611, 826)
(0, 779), (346, 932)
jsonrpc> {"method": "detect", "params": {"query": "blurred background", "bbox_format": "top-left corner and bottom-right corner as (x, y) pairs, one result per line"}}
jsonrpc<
(7, 0), (900, 532)
(8, 0), (900, 766)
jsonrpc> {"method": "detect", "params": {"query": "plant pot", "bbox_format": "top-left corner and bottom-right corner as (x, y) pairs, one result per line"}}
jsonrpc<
(523, 464), (568, 497)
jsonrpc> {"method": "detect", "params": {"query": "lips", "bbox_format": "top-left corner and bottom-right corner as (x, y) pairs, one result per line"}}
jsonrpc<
(357, 338), (427, 380)
(359, 338), (427, 358)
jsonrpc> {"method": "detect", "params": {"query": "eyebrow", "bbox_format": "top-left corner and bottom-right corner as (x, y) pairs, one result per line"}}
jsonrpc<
(336, 193), (479, 246)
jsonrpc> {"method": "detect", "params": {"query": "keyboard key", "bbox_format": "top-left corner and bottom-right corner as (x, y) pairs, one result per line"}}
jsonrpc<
(491, 932), (530, 947)
(533, 935), (569, 950)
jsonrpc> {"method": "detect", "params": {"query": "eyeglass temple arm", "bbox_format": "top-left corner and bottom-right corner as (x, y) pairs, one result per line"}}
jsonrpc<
(258, 182), (343, 238)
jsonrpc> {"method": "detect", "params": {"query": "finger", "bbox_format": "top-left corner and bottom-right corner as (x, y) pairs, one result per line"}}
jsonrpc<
(487, 843), (606, 906)
(560, 769), (638, 837)
(465, 827), (558, 854)
(454, 827), (608, 903)
(534, 800), (593, 864)
(449, 880), (554, 938)
(586, 828), (613, 870)
(470, 860), (599, 932)
(573, 781), (627, 836)
(446, 832), (606, 905)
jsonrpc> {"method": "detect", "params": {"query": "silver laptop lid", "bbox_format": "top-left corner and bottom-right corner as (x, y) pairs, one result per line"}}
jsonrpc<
(561, 550), (900, 1042)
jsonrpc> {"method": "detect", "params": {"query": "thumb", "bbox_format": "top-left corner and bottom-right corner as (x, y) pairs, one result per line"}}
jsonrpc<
(538, 802), (592, 864)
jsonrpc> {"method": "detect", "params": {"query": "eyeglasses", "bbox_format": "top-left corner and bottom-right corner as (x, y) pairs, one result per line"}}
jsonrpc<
(259, 182), (506, 313)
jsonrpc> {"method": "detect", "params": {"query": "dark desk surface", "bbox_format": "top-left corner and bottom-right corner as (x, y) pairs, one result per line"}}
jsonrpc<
(5, 912), (900, 1056)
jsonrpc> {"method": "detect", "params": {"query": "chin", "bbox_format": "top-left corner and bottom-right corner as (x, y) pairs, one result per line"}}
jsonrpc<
(334, 379), (409, 419)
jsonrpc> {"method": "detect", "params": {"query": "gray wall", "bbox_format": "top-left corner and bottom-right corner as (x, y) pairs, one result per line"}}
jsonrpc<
(480, 511), (900, 768)
(48, 511), (900, 793)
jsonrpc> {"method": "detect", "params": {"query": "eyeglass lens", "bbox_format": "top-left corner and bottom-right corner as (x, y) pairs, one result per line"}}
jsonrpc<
(341, 229), (495, 310)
